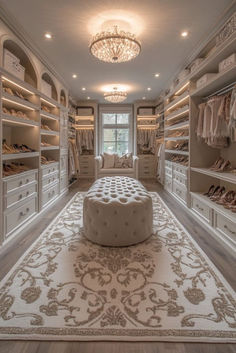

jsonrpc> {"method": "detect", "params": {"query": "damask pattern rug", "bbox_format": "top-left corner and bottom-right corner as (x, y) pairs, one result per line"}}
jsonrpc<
(0, 192), (235, 342)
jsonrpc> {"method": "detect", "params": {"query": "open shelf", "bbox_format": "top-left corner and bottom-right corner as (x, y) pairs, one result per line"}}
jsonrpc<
(191, 167), (236, 184)
(40, 95), (59, 108)
(2, 152), (39, 160)
(2, 91), (39, 111)
(165, 149), (189, 155)
(1, 71), (38, 95)
(165, 91), (190, 112)
(2, 168), (38, 181)
(191, 192), (236, 223)
(165, 106), (189, 121)
(2, 114), (39, 127)
(41, 146), (59, 151)
(189, 34), (236, 81)
(165, 121), (189, 131)
(165, 136), (189, 141)
(40, 129), (59, 136)
(40, 110), (59, 121)
(191, 64), (236, 97)
(165, 79), (190, 100)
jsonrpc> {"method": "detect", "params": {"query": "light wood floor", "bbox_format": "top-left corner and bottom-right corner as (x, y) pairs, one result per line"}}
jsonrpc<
(0, 179), (235, 353)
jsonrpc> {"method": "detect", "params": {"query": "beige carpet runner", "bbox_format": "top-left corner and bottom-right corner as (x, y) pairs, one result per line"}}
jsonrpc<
(0, 192), (235, 341)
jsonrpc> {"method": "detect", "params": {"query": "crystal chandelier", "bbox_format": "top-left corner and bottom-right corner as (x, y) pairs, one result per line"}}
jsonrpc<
(89, 25), (141, 63)
(104, 87), (127, 103)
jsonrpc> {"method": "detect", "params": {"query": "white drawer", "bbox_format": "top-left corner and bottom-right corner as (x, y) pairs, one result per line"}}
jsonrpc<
(4, 183), (37, 210)
(173, 164), (188, 177)
(80, 155), (94, 161)
(173, 182), (187, 203)
(165, 167), (172, 178)
(4, 196), (38, 238)
(165, 160), (172, 169)
(3, 170), (38, 194)
(173, 172), (187, 188)
(60, 155), (67, 173)
(60, 174), (68, 191)
(191, 195), (212, 224)
(42, 163), (59, 177)
(42, 182), (59, 207)
(164, 176), (172, 192)
(214, 213), (236, 245)
(42, 172), (59, 189)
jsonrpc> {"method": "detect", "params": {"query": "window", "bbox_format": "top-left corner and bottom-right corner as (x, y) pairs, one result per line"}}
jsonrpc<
(101, 111), (132, 155)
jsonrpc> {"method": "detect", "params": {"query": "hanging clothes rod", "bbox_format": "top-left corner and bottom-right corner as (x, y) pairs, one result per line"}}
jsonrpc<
(205, 81), (236, 99)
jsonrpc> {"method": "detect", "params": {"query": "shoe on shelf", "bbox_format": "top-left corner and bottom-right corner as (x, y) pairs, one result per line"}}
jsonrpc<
(216, 190), (235, 206)
(210, 157), (224, 171)
(210, 186), (226, 201)
(216, 160), (231, 172)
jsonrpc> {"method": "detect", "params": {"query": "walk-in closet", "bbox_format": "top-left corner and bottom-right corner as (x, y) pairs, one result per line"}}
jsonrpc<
(0, 1), (235, 352)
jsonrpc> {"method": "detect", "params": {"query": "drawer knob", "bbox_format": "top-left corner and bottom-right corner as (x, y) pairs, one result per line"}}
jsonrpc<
(20, 208), (29, 217)
(196, 204), (204, 212)
(224, 225), (236, 235)
(19, 181), (23, 186)
(26, 179), (29, 183)
(26, 191), (30, 196)
(19, 194), (23, 199)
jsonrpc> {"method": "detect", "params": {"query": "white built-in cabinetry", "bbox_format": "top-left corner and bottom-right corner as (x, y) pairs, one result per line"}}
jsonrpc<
(0, 27), (69, 245)
(136, 105), (158, 178)
(162, 14), (236, 253)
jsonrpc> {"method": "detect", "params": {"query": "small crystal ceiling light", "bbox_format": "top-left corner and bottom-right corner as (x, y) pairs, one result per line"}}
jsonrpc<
(155, 73), (160, 77)
(89, 25), (141, 63)
(181, 31), (188, 37)
(82, 87), (86, 91)
(72, 74), (77, 78)
(45, 33), (52, 39)
(147, 87), (151, 91)
(87, 97), (91, 100)
(104, 87), (127, 103)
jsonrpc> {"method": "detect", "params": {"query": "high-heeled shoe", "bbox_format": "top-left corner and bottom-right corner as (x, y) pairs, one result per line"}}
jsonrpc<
(224, 195), (236, 209)
(204, 185), (215, 196)
(216, 160), (231, 172)
(216, 190), (235, 205)
(210, 157), (224, 171)
(210, 186), (226, 201)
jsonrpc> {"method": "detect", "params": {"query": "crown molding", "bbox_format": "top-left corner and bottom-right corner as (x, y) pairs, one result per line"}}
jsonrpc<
(0, 4), (70, 90)
(158, 0), (236, 98)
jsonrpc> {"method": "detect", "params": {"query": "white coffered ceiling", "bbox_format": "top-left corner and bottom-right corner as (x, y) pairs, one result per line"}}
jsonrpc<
(0, 0), (234, 103)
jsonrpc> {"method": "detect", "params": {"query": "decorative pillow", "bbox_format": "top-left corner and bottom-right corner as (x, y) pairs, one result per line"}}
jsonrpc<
(114, 154), (126, 168)
(103, 152), (115, 169)
(125, 153), (133, 168)
(114, 153), (133, 168)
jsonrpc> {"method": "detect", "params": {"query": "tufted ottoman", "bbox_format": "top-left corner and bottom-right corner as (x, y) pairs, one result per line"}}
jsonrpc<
(83, 176), (153, 246)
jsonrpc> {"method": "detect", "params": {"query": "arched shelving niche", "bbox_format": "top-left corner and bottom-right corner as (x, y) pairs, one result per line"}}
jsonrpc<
(60, 89), (67, 107)
(41, 72), (58, 101)
(3, 39), (38, 88)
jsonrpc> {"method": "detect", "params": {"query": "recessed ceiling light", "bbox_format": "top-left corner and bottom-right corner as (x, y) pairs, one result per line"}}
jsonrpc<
(142, 97), (146, 100)
(181, 31), (188, 37)
(154, 73), (160, 77)
(147, 87), (151, 91)
(82, 87), (86, 91)
(87, 96), (90, 100)
(45, 33), (52, 39)
(72, 74), (77, 78)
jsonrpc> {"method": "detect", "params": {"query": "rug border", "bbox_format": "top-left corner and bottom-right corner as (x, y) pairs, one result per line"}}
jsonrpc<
(0, 191), (235, 343)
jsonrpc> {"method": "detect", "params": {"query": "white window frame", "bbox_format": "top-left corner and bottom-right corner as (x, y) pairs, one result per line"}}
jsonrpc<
(98, 105), (133, 155)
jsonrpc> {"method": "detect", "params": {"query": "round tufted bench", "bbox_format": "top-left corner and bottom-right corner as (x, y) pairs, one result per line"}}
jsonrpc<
(83, 176), (153, 246)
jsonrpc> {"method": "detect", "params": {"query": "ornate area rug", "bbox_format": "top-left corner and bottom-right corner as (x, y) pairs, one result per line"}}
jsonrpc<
(0, 192), (235, 342)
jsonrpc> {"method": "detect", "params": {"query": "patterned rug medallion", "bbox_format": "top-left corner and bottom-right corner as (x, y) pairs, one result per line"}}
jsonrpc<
(0, 192), (235, 342)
